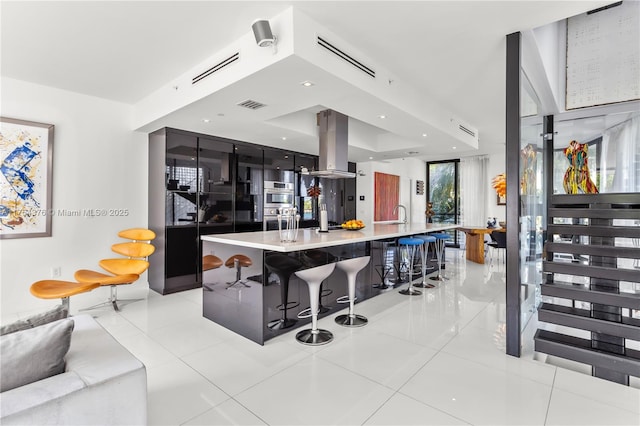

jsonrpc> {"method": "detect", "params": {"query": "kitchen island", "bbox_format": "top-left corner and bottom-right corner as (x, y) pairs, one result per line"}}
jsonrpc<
(201, 223), (457, 344)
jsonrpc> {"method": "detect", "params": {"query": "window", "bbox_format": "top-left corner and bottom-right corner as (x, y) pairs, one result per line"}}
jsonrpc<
(427, 160), (460, 246)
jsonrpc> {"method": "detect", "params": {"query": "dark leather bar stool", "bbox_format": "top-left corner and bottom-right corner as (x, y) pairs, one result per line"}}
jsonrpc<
(429, 233), (451, 282)
(413, 235), (436, 288)
(335, 256), (371, 327)
(373, 238), (395, 290)
(265, 254), (302, 330)
(397, 237), (424, 296)
(391, 239), (409, 286)
(225, 254), (252, 289)
(202, 255), (223, 271)
(295, 262), (337, 346)
(202, 255), (224, 292)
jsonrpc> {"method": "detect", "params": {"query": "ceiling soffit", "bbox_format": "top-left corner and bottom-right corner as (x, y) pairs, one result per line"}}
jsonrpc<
(133, 6), (479, 159)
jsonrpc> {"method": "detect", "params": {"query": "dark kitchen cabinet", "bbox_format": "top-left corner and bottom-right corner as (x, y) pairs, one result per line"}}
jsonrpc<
(295, 154), (320, 227)
(149, 128), (234, 294)
(233, 145), (263, 233)
(263, 148), (294, 183)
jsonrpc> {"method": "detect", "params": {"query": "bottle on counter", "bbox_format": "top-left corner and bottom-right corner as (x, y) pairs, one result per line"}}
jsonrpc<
(319, 204), (328, 232)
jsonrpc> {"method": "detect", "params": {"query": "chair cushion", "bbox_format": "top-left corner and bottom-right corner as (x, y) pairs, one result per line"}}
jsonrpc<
(0, 318), (74, 392)
(433, 233), (451, 240)
(398, 237), (423, 246)
(202, 255), (224, 271)
(225, 254), (252, 268)
(99, 258), (149, 275)
(111, 242), (155, 258)
(0, 305), (68, 336)
(118, 228), (156, 241)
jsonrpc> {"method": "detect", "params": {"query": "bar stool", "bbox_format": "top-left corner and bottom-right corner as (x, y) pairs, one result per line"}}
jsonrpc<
(413, 235), (437, 288)
(373, 238), (395, 290)
(203, 255), (223, 271)
(391, 239), (409, 286)
(397, 237), (424, 296)
(302, 249), (335, 314)
(225, 254), (252, 289)
(429, 233), (451, 282)
(295, 262), (337, 346)
(201, 255), (223, 292)
(335, 256), (370, 327)
(265, 254), (302, 330)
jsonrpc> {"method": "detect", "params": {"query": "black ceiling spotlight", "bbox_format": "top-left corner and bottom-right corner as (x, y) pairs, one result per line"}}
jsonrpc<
(252, 19), (277, 52)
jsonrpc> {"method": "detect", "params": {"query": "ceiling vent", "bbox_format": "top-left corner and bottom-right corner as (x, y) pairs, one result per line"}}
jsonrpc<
(192, 52), (239, 85)
(317, 36), (375, 78)
(458, 124), (477, 138)
(237, 99), (267, 110)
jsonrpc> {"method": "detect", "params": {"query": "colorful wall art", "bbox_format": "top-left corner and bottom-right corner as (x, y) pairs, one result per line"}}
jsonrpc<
(563, 139), (599, 194)
(374, 172), (399, 221)
(0, 117), (54, 238)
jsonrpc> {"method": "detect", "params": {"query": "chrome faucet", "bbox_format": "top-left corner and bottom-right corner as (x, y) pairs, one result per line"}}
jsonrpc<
(393, 204), (407, 224)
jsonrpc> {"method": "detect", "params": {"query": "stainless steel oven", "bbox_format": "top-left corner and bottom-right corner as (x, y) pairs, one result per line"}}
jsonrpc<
(264, 181), (294, 230)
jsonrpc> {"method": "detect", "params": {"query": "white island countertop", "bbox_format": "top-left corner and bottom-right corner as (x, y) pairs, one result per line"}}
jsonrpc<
(201, 223), (458, 253)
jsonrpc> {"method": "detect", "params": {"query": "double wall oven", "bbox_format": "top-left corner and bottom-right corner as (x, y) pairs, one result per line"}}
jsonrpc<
(263, 181), (295, 230)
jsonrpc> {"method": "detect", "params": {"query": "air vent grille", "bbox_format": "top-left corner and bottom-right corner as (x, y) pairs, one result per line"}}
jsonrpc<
(237, 99), (267, 110)
(192, 52), (239, 85)
(317, 36), (375, 78)
(459, 124), (476, 138)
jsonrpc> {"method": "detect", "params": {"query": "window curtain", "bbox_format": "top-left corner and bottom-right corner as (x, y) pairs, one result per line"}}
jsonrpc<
(600, 116), (640, 193)
(460, 155), (488, 228)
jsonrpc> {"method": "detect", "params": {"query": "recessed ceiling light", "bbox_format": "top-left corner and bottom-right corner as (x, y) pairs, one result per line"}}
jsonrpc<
(422, 133), (428, 137)
(284, 155), (289, 159)
(369, 156), (373, 160)
(452, 146), (457, 150)
(301, 81), (314, 87)
(202, 118), (211, 123)
(281, 137), (287, 140)
(378, 115), (386, 119)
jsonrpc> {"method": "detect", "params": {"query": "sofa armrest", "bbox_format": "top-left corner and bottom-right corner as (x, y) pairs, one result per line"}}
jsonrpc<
(1, 315), (147, 425)
(65, 315), (145, 386)
(0, 371), (85, 420)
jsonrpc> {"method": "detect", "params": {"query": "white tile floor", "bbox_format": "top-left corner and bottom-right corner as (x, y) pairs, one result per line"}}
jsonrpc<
(79, 250), (639, 425)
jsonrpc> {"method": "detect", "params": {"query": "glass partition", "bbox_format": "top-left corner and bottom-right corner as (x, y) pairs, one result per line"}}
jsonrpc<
(519, 81), (545, 329)
(553, 112), (640, 195)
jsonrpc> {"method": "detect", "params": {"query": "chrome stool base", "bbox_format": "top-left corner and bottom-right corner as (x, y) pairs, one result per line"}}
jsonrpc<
(399, 287), (422, 296)
(268, 318), (297, 330)
(429, 275), (447, 281)
(373, 283), (391, 290)
(335, 314), (368, 327)
(414, 282), (436, 288)
(296, 328), (333, 346)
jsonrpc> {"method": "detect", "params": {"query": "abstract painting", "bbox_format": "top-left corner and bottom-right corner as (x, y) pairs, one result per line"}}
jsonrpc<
(374, 172), (399, 221)
(0, 117), (54, 239)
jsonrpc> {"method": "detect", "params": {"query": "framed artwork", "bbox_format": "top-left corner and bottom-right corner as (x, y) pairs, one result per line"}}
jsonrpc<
(0, 117), (54, 239)
(374, 172), (399, 221)
(497, 194), (506, 205)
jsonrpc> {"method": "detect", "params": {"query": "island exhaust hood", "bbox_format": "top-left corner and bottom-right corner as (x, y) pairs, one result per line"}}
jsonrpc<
(303, 109), (356, 179)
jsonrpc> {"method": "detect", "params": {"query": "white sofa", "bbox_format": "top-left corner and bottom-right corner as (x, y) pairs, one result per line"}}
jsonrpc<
(0, 314), (147, 425)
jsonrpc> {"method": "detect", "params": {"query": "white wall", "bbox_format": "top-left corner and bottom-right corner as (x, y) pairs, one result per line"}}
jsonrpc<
(486, 151), (506, 223)
(356, 157), (426, 225)
(0, 78), (148, 320)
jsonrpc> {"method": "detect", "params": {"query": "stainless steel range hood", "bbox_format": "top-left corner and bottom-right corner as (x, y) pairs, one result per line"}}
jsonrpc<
(303, 109), (356, 179)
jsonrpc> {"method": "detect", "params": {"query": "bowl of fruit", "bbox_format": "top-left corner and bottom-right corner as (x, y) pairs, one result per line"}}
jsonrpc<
(341, 219), (365, 231)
